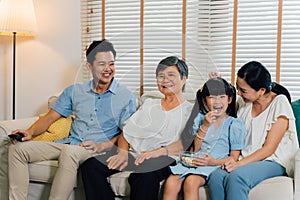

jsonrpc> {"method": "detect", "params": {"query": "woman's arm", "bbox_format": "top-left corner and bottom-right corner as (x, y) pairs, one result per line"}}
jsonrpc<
(134, 143), (173, 165)
(239, 116), (288, 165)
(134, 139), (185, 165)
(224, 116), (288, 172)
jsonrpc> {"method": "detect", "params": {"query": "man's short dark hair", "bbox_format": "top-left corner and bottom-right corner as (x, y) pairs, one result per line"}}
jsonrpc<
(86, 39), (116, 64)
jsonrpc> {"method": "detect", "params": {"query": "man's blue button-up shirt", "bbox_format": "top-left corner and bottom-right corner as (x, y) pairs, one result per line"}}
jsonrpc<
(51, 78), (136, 145)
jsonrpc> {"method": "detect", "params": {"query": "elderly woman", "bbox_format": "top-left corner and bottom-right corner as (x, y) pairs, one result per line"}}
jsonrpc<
(80, 56), (193, 200)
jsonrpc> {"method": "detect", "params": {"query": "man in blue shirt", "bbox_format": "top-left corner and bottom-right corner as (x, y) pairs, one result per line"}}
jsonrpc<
(8, 39), (136, 200)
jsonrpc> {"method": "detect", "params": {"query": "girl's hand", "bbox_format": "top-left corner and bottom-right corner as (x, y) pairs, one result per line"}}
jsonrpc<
(203, 110), (218, 127)
(192, 152), (216, 166)
(222, 157), (240, 172)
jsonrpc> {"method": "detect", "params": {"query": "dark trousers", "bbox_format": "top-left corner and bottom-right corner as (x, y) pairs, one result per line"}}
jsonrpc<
(80, 150), (174, 200)
(128, 166), (171, 200)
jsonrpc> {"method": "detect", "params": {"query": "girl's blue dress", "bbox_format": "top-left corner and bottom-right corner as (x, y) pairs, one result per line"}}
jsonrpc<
(170, 113), (245, 179)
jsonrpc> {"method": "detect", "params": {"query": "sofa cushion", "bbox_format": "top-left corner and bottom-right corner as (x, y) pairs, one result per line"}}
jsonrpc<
(31, 115), (73, 142)
(109, 171), (132, 197)
(106, 172), (293, 200)
(29, 160), (59, 183)
(28, 161), (132, 195)
(29, 160), (81, 188)
(248, 176), (293, 200)
(0, 117), (38, 137)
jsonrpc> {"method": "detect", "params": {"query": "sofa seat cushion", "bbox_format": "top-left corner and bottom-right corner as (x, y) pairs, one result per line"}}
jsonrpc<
(109, 171), (132, 197)
(28, 161), (132, 196)
(29, 160), (59, 183)
(29, 160), (82, 188)
(26, 161), (294, 200)
(107, 173), (293, 199)
(249, 176), (293, 200)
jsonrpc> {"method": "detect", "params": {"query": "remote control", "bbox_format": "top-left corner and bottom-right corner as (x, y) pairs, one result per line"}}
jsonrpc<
(8, 132), (24, 142)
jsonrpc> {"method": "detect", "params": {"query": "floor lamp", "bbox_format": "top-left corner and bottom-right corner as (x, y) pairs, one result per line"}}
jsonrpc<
(0, 0), (38, 119)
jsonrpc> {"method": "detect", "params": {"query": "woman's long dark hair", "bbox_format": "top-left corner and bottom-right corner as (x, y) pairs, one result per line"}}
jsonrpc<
(237, 61), (291, 103)
(196, 77), (237, 117)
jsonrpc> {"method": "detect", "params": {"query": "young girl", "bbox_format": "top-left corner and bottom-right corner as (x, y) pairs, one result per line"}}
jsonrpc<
(163, 77), (246, 200)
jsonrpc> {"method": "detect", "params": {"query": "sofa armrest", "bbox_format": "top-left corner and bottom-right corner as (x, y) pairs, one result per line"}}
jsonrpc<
(294, 149), (300, 199)
(0, 117), (38, 137)
(0, 117), (38, 200)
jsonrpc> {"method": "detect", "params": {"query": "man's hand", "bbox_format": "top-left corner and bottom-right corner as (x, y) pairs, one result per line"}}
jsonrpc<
(79, 140), (100, 154)
(107, 151), (129, 171)
(79, 140), (114, 154)
(9, 130), (33, 144)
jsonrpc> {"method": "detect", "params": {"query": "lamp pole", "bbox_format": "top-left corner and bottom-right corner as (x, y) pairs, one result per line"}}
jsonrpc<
(12, 32), (16, 119)
(0, 0), (37, 119)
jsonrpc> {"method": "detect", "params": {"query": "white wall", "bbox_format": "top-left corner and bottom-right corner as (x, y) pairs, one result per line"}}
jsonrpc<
(0, 0), (82, 120)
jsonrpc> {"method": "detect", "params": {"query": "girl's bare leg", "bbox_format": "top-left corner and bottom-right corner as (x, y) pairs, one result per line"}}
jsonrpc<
(163, 175), (183, 200)
(183, 174), (206, 200)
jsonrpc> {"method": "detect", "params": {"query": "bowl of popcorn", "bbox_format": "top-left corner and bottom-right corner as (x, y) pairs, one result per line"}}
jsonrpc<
(180, 151), (196, 167)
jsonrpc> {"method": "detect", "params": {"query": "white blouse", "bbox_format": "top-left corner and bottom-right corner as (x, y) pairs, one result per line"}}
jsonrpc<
(123, 98), (193, 157)
(237, 95), (299, 176)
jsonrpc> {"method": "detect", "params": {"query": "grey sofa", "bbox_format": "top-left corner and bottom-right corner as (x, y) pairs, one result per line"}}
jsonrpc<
(0, 95), (299, 200)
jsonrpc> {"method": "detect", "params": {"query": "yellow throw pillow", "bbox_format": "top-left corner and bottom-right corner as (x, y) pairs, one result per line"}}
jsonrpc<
(31, 114), (73, 142)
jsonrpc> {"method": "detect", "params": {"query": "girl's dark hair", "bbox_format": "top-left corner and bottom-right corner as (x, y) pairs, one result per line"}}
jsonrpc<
(86, 39), (116, 64)
(196, 77), (237, 117)
(237, 61), (291, 103)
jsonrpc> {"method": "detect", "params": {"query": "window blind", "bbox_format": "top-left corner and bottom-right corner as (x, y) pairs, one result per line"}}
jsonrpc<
(233, 0), (300, 100)
(105, 0), (141, 94)
(80, 0), (300, 101)
(191, 0), (233, 82)
(80, 0), (102, 81)
(80, 0), (218, 98)
(235, 1), (279, 85)
(185, 0), (232, 94)
(105, 0), (207, 97)
(281, 1), (300, 100)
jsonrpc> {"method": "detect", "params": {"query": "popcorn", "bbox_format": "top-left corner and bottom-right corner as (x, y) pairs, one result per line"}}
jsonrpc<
(180, 151), (196, 167)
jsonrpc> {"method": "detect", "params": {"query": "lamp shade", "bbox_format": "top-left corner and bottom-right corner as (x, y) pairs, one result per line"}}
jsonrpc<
(0, 0), (38, 35)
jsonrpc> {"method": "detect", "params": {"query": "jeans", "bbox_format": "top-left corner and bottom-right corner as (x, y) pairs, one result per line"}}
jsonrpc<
(207, 160), (286, 200)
